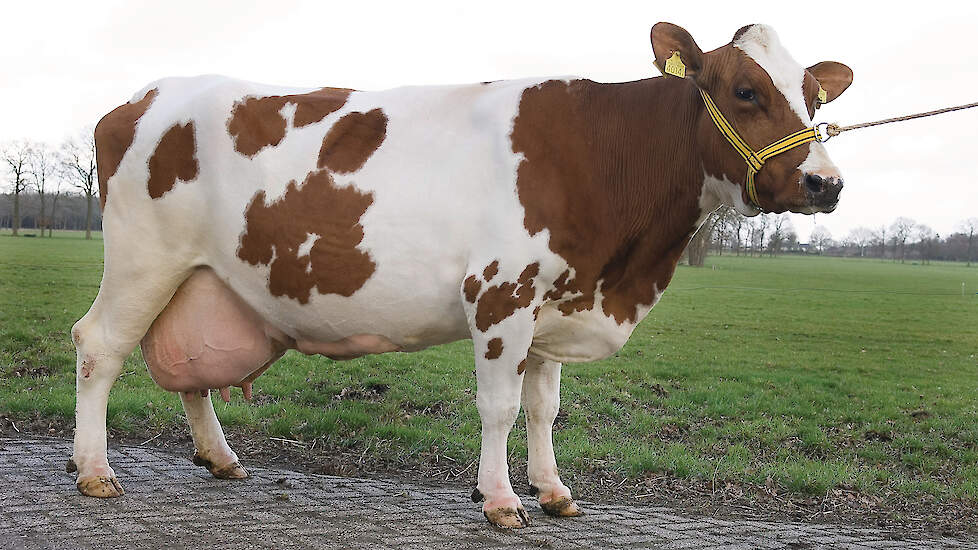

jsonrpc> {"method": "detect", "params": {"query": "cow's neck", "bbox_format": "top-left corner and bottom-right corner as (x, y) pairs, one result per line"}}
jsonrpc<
(513, 77), (712, 325)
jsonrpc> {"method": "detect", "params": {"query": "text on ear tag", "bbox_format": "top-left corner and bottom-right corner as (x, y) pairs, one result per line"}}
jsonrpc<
(817, 85), (827, 104)
(664, 51), (686, 78)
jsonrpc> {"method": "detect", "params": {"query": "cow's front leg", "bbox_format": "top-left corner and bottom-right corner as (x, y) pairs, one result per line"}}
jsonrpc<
(467, 297), (540, 528)
(521, 354), (582, 517)
(472, 331), (532, 528)
(180, 391), (247, 479)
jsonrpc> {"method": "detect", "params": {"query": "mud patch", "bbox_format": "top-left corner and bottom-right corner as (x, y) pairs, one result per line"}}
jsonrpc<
(334, 383), (389, 401)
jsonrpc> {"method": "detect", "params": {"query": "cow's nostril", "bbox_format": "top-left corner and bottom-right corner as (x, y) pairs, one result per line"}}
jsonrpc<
(804, 174), (824, 193)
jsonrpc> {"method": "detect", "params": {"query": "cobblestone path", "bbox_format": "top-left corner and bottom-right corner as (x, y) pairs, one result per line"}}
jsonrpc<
(1, 437), (974, 549)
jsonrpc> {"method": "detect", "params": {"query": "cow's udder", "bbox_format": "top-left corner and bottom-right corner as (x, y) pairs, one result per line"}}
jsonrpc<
(140, 268), (290, 394)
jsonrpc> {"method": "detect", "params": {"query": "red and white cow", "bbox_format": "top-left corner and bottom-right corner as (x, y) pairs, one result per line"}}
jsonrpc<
(69, 23), (851, 528)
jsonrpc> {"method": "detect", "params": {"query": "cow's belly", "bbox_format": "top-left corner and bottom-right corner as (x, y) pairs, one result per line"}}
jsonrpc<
(530, 302), (644, 363)
(206, 237), (475, 351)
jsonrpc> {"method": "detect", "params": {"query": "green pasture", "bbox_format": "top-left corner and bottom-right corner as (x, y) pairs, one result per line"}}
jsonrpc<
(1, 230), (977, 502)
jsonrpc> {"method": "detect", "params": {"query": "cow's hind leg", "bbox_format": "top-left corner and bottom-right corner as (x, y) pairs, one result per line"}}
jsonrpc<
(69, 263), (189, 497)
(180, 391), (247, 479)
(522, 354), (582, 517)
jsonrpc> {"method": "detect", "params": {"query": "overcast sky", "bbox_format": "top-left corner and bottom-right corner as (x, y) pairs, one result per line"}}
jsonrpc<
(2, 0), (976, 241)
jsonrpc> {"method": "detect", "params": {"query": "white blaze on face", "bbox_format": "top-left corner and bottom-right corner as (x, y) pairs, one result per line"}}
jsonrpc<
(733, 25), (810, 126)
(733, 25), (841, 183)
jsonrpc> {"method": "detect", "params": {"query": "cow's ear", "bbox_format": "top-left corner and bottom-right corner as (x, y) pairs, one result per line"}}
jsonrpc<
(807, 61), (853, 103)
(651, 23), (704, 81)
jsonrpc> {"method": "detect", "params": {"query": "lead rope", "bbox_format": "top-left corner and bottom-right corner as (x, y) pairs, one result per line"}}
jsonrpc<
(821, 101), (978, 140)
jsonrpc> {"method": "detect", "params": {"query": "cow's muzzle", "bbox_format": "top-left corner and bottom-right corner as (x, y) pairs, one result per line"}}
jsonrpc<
(803, 173), (843, 211)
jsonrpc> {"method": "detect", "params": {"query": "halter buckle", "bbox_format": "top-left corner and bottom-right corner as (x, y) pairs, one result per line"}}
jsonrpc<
(816, 122), (833, 143)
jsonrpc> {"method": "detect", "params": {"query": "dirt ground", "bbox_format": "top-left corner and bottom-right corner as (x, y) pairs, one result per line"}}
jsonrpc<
(3, 411), (975, 540)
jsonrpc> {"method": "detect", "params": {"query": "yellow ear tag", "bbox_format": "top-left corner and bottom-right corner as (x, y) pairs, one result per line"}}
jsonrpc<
(817, 85), (827, 104)
(664, 51), (686, 78)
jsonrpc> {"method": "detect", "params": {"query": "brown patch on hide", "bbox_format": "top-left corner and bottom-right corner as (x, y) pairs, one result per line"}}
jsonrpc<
(474, 263), (539, 332)
(516, 359), (527, 375)
(147, 122), (199, 199)
(94, 88), (158, 210)
(543, 270), (571, 302)
(227, 87), (351, 156)
(482, 261), (499, 281)
(463, 275), (481, 303)
(318, 109), (389, 174)
(237, 169), (375, 303)
(485, 338), (504, 360)
(510, 79), (704, 325)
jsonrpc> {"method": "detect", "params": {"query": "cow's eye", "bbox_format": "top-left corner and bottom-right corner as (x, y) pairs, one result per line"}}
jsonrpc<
(735, 88), (755, 102)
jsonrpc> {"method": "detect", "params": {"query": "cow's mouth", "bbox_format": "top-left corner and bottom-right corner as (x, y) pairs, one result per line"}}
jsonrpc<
(799, 173), (843, 214)
(788, 201), (838, 215)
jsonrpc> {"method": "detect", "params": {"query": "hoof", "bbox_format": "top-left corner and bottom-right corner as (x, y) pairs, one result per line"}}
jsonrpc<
(76, 475), (124, 497)
(211, 461), (248, 479)
(65, 459), (77, 473)
(484, 507), (531, 529)
(540, 496), (583, 517)
(192, 451), (248, 479)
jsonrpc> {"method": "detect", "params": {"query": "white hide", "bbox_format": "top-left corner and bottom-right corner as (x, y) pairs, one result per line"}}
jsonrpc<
(700, 171), (760, 217)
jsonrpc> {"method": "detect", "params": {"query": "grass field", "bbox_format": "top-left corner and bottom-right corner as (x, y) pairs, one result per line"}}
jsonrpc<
(1, 230), (977, 505)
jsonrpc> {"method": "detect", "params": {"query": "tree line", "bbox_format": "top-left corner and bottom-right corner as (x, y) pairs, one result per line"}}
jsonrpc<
(688, 207), (978, 266)
(1, 129), (100, 239)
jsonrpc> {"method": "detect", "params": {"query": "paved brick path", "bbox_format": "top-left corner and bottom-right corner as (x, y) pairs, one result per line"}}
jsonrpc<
(1, 437), (975, 550)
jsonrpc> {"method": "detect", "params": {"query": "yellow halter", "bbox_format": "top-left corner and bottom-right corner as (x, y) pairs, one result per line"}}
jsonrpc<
(698, 89), (824, 210)
(659, 50), (826, 210)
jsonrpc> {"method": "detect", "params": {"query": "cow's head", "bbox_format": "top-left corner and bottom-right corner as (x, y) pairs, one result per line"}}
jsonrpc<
(652, 23), (853, 216)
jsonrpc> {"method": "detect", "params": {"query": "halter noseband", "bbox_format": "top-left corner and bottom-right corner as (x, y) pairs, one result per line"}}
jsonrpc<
(699, 88), (824, 210)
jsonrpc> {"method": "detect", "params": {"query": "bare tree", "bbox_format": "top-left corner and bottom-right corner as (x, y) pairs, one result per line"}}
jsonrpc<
(730, 215), (745, 255)
(847, 226), (873, 257)
(873, 225), (887, 259)
(2, 141), (32, 236)
(753, 214), (771, 256)
(710, 207), (735, 256)
(687, 207), (732, 266)
(767, 214), (793, 257)
(959, 218), (978, 267)
(889, 217), (915, 263)
(810, 225), (833, 255)
(47, 175), (65, 237)
(915, 224), (936, 265)
(61, 128), (98, 239)
(28, 142), (58, 237)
